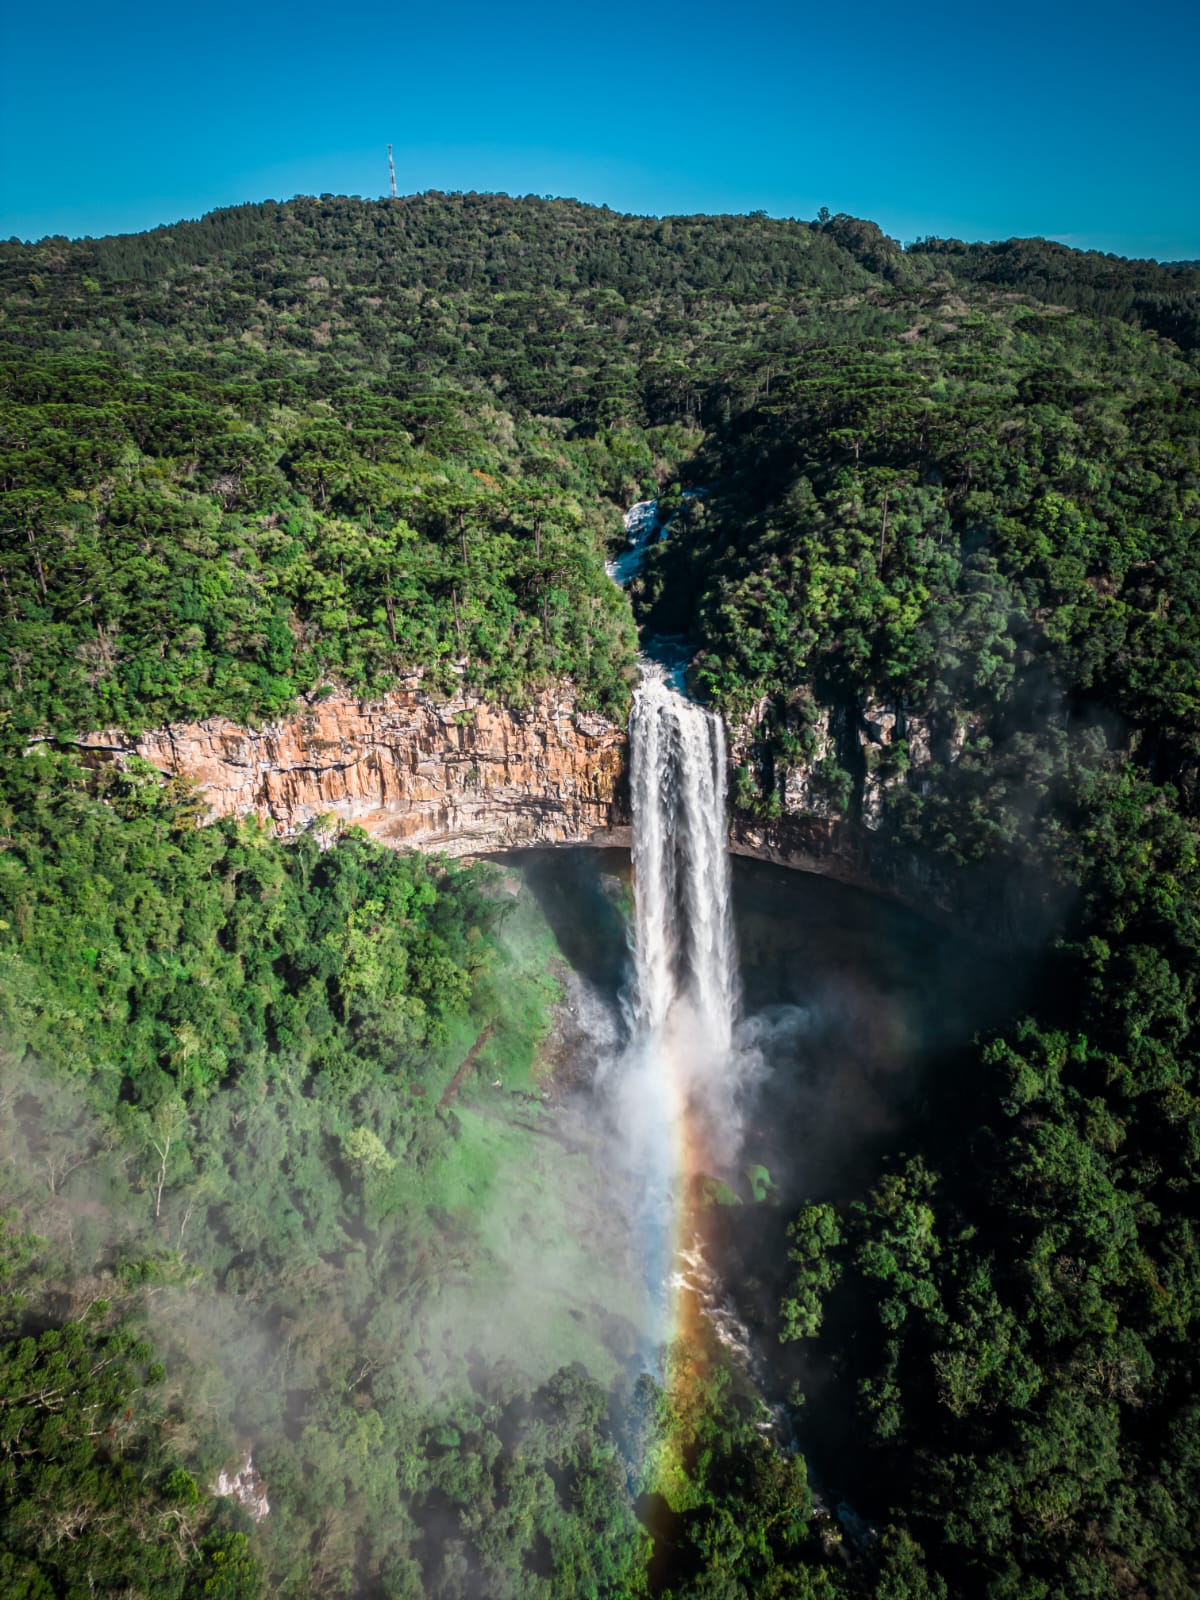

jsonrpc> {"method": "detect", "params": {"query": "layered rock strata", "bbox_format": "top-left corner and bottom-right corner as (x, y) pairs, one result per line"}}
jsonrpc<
(77, 678), (627, 857)
(70, 674), (1028, 939)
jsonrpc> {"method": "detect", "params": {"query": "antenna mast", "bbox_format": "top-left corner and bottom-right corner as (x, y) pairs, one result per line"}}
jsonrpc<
(387, 145), (398, 199)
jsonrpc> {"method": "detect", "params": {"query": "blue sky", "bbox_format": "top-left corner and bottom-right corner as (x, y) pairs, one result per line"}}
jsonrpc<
(3, 0), (1197, 257)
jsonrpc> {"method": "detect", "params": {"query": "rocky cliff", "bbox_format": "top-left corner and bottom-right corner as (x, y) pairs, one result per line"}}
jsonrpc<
(77, 676), (627, 856)
(728, 692), (1046, 944)
(71, 671), (1027, 939)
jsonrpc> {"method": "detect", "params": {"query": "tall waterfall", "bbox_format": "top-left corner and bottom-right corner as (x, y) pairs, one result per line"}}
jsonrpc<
(620, 662), (750, 1362)
(604, 500), (752, 1362)
(629, 665), (738, 1073)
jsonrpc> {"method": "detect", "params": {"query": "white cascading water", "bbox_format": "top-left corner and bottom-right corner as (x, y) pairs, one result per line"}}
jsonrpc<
(606, 499), (661, 586)
(606, 501), (756, 1363)
(628, 665), (738, 1078)
(617, 663), (759, 1364)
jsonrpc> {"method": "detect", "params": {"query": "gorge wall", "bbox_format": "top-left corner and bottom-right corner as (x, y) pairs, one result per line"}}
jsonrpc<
(76, 676), (628, 857)
(728, 693), (1049, 944)
(72, 676), (1027, 940)
(728, 695), (941, 904)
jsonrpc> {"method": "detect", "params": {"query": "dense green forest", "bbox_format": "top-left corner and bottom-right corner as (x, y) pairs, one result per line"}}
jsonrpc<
(1, 193), (1198, 1596)
(907, 235), (1200, 351)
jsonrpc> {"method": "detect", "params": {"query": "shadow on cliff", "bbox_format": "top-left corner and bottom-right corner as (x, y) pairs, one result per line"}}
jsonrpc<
(491, 847), (632, 995)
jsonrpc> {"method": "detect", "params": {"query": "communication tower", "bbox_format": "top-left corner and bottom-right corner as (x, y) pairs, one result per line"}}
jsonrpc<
(387, 145), (398, 199)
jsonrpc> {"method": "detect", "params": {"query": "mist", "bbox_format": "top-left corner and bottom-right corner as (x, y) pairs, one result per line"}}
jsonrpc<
(0, 830), (1020, 1596)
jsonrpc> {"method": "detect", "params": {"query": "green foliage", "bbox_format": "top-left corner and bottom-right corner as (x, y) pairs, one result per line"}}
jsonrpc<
(909, 234), (1200, 349)
(0, 193), (877, 736)
(0, 748), (616, 1595)
(775, 762), (1200, 1592)
(781, 1203), (843, 1341)
(4, 191), (1200, 1599)
(0, 750), (500, 1114)
(646, 305), (1199, 862)
(624, 1355), (845, 1600)
(0, 1223), (261, 1600)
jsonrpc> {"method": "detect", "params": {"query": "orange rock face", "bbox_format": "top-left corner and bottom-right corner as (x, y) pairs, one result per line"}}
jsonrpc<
(79, 678), (628, 856)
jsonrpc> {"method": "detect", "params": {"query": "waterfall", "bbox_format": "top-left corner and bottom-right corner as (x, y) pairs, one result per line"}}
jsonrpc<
(629, 665), (738, 1074)
(606, 499), (661, 586)
(605, 501), (753, 1365)
(621, 661), (752, 1362)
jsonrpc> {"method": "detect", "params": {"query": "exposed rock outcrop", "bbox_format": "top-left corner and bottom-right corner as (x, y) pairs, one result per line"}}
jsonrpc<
(77, 676), (627, 856)
(728, 691), (1048, 943)
(69, 669), (1032, 940)
(730, 689), (954, 844)
(213, 1451), (270, 1521)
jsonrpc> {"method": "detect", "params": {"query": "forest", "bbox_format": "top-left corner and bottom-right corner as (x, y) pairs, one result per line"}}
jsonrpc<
(0, 193), (1198, 1597)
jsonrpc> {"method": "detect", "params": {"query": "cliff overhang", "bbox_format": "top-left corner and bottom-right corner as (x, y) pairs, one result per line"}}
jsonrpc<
(73, 677), (629, 857)
(67, 679), (1030, 943)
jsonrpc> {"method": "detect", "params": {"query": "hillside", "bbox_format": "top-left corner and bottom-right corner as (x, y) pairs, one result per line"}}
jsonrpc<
(1, 194), (1199, 1599)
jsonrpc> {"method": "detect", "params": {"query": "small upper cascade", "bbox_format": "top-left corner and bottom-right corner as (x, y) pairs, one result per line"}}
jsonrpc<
(607, 490), (705, 589)
(607, 499), (662, 586)
(610, 493), (706, 691)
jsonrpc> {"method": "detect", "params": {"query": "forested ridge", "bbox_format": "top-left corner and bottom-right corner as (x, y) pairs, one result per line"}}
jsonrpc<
(907, 236), (1200, 352)
(1, 193), (1198, 1597)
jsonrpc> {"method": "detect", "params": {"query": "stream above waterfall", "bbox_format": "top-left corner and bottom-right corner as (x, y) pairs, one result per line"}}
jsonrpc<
(608, 492), (705, 690)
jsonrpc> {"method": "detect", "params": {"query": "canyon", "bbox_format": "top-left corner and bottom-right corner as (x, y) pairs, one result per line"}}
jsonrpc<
(71, 672), (994, 928)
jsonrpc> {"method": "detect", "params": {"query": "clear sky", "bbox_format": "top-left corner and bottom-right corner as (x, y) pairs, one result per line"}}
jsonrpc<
(3, 0), (1198, 258)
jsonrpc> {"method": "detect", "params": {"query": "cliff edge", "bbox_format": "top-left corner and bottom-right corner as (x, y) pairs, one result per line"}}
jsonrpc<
(77, 676), (627, 857)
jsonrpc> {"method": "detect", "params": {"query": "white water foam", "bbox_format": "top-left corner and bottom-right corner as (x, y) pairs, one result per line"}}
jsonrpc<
(601, 495), (761, 1365)
(628, 664), (739, 1105)
(606, 499), (662, 585)
(612, 663), (763, 1360)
